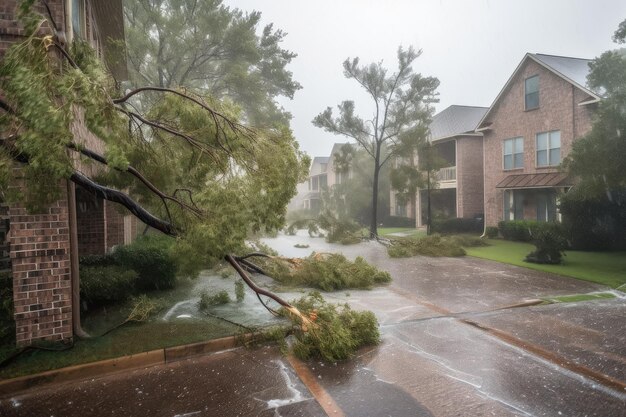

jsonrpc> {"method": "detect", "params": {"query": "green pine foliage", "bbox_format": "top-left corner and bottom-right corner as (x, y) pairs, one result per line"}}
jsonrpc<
(387, 234), (467, 258)
(0, 8), (309, 278)
(283, 292), (380, 362)
(260, 253), (391, 291)
(197, 290), (231, 310)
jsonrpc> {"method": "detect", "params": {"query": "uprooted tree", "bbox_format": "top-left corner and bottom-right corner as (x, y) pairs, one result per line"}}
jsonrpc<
(313, 46), (439, 238)
(0, 4), (381, 361)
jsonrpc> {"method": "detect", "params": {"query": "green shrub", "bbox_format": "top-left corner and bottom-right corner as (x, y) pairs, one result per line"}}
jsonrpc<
(0, 270), (14, 344)
(197, 290), (231, 310)
(78, 253), (115, 267)
(388, 234), (466, 258)
(525, 223), (568, 264)
(448, 235), (489, 248)
(261, 253), (391, 291)
(235, 280), (245, 302)
(485, 226), (499, 238)
(381, 215), (415, 228)
(498, 220), (541, 241)
(284, 292), (380, 361)
(113, 235), (177, 291)
(318, 212), (363, 245)
(432, 217), (483, 234)
(560, 193), (626, 250)
(80, 266), (139, 307)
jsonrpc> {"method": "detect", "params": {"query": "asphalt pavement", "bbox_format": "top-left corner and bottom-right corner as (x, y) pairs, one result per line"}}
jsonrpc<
(1, 232), (624, 416)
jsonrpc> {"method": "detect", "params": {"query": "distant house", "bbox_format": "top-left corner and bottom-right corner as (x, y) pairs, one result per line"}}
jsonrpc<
(477, 53), (599, 227)
(302, 156), (329, 213)
(289, 143), (352, 215)
(390, 105), (487, 227)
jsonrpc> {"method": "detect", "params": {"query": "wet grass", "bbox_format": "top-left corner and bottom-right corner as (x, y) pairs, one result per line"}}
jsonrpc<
(0, 319), (239, 379)
(377, 227), (426, 238)
(544, 292), (617, 303)
(465, 239), (626, 288)
(0, 275), (246, 380)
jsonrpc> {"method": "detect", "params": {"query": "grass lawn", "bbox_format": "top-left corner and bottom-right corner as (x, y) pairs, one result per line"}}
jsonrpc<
(377, 227), (426, 238)
(465, 239), (626, 288)
(0, 319), (240, 379)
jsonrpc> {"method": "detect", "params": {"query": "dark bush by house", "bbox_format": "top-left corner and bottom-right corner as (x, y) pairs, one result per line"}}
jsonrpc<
(525, 222), (568, 264)
(560, 194), (626, 251)
(432, 217), (483, 234)
(498, 220), (541, 242)
(485, 226), (499, 238)
(80, 266), (139, 307)
(112, 235), (177, 291)
(382, 215), (415, 228)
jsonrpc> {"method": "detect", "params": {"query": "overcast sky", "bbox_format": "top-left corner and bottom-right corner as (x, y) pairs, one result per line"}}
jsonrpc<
(224, 0), (626, 158)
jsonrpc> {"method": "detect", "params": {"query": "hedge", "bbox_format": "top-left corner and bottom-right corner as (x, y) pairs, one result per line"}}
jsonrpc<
(432, 217), (483, 234)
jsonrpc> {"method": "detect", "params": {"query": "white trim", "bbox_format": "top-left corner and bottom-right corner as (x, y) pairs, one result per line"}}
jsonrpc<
(578, 98), (601, 106)
(431, 133), (482, 143)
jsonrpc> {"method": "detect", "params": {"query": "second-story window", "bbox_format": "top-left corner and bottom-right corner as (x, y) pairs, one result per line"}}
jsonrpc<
(536, 130), (561, 166)
(503, 137), (524, 170)
(310, 176), (319, 191)
(525, 75), (539, 110)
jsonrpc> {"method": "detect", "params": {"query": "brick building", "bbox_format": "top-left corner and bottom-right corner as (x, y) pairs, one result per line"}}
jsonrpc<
(477, 53), (599, 227)
(390, 105), (487, 227)
(0, 0), (134, 346)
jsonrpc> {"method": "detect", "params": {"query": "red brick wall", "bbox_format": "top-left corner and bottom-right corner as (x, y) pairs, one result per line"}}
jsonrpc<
(76, 187), (105, 256)
(0, 0), (65, 58)
(456, 135), (484, 218)
(482, 58), (595, 226)
(9, 191), (72, 346)
(105, 200), (125, 250)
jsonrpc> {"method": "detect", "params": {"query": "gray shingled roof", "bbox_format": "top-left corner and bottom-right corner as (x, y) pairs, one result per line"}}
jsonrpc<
(530, 53), (598, 96)
(429, 105), (488, 141)
(312, 156), (330, 165)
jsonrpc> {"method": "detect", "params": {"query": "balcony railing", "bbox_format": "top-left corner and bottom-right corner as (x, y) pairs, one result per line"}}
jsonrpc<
(436, 166), (456, 182)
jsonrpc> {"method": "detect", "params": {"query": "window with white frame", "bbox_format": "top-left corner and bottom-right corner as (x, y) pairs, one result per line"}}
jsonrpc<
(503, 190), (524, 220)
(503, 137), (524, 170)
(536, 130), (561, 167)
(525, 75), (539, 110)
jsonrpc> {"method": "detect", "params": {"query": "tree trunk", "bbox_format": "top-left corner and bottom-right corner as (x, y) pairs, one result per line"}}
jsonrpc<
(370, 150), (381, 238)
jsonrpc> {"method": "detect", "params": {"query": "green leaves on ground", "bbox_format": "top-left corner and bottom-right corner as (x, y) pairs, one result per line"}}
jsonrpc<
(387, 234), (487, 258)
(197, 290), (231, 310)
(260, 253), (391, 291)
(283, 292), (380, 362)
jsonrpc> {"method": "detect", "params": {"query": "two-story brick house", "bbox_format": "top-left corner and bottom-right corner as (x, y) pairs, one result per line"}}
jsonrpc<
(477, 53), (600, 227)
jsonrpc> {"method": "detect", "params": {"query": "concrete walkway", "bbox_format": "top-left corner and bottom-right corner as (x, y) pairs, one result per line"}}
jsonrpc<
(1, 232), (624, 416)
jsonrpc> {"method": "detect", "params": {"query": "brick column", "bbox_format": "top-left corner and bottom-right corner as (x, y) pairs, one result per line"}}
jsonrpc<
(10, 199), (73, 346)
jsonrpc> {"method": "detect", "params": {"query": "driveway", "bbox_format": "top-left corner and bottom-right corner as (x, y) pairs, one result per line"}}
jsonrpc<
(1, 232), (624, 416)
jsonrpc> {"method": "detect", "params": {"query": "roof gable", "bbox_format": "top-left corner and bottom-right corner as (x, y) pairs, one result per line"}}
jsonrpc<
(429, 105), (488, 141)
(477, 53), (599, 130)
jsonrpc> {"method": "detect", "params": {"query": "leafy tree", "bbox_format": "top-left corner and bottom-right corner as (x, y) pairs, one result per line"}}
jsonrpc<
(561, 18), (626, 249)
(123, 0), (301, 125)
(389, 122), (441, 225)
(313, 47), (438, 238)
(0, 5), (309, 326)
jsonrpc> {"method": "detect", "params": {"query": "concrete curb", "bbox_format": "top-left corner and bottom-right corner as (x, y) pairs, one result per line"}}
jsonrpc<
(0, 333), (252, 397)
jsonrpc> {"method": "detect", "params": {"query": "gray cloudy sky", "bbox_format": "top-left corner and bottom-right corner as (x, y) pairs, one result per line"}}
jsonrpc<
(224, 0), (626, 158)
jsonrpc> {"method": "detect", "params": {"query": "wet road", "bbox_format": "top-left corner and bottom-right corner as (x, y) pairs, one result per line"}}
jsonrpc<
(1, 232), (624, 416)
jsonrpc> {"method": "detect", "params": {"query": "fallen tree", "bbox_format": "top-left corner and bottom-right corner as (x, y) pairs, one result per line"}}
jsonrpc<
(0, 5), (380, 360)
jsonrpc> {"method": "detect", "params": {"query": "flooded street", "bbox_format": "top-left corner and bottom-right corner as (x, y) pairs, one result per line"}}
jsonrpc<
(1, 232), (624, 416)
